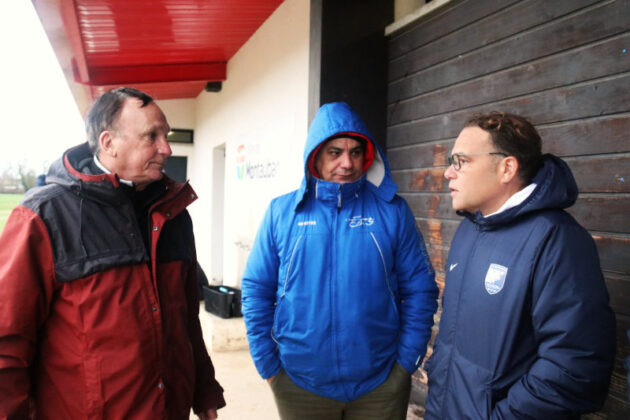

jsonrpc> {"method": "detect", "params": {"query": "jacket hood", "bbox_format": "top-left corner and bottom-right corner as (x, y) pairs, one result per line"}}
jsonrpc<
(465, 154), (578, 229)
(46, 142), (124, 204)
(295, 102), (397, 208)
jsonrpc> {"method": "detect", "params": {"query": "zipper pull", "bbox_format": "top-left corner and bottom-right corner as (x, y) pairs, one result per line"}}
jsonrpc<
(337, 186), (342, 213)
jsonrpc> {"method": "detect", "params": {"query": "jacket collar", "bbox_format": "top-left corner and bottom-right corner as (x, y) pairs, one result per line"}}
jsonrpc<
(307, 175), (365, 209)
(46, 142), (197, 213)
(462, 154), (577, 230)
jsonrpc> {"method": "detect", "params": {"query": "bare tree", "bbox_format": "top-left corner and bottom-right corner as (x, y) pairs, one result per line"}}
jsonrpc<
(17, 164), (36, 192)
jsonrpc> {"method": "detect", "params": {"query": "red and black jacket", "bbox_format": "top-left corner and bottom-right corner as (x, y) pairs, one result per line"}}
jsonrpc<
(0, 143), (225, 419)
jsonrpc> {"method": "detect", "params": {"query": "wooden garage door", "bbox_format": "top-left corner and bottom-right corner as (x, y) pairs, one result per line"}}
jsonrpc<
(386, 0), (630, 417)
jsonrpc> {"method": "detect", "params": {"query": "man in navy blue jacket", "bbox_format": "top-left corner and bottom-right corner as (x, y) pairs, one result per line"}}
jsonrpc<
(242, 102), (438, 419)
(424, 112), (616, 419)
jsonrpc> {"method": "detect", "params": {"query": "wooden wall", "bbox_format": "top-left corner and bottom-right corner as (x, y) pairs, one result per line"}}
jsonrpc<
(386, 0), (630, 417)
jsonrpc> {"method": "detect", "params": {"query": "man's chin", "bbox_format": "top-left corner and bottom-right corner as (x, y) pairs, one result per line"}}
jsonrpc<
(333, 174), (359, 184)
(145, 171), (165, 184)
(151, 166), (165, 177)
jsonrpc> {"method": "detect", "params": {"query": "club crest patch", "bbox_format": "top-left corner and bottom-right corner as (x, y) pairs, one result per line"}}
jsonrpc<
(484, 263), (508, 295)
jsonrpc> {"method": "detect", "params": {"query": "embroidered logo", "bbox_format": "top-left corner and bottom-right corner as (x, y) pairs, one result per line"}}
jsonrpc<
(347, 216), (374, 228)
(485, 263), (508, 295)
(298, 220), (317, 226)
(449, 263), (458, 271)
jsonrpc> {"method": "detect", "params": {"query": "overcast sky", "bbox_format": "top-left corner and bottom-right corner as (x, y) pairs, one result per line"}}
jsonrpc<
(0, 0), (85, 174)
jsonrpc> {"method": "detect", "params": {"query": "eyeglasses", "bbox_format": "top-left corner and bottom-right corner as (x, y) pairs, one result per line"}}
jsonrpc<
(447, 152), (507, 171)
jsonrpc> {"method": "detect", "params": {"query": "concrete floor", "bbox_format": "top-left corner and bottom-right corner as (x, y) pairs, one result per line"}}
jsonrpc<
(205, 350), (279, 420)
(191, 306), (423, 420)
(190, 307), (279, 420)
(191, 349), (423, 420)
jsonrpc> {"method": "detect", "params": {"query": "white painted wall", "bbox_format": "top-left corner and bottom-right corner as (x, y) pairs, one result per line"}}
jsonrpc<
(186, 0), (310, 287)
(157, 98), (197, 162)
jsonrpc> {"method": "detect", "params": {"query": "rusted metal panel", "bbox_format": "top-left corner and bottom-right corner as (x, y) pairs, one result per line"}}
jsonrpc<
(403, 193), (458, 220)
(388, 141), (451, 171)
(393, 168), (447, 193)
(73, 0), (283, 67)
(33, 0), (283, 101)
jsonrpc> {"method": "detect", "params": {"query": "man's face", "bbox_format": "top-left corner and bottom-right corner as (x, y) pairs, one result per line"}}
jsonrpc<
(444, 126), (508, 215)
(315, 137), (365, 184)
(107, 98), (172, 190)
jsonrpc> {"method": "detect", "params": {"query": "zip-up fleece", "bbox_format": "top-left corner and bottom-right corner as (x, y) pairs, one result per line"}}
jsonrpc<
(242, 102), (438, 402)
(424, 155), (616, 419)
(0, 143), (225, 419)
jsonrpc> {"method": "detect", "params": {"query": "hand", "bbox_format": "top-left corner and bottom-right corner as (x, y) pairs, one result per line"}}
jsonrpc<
(198, 408), (218, 420)
(266, 375), (277, 384)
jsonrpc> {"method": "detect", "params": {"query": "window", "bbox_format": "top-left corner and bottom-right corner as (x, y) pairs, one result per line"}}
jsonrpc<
(167, 129), (193, 144)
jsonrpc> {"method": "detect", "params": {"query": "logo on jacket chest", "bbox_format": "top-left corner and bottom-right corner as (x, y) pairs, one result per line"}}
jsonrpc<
(485, 263), (508, 295)
(346, 215), (374, 228)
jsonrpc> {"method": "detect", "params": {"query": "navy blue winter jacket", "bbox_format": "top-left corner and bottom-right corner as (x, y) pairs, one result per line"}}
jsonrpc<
(242, 102), (438, 402)
(425, 155), (616, 419)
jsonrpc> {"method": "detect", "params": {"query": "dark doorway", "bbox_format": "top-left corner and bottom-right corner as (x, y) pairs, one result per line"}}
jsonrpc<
(164, 156), (187, 183)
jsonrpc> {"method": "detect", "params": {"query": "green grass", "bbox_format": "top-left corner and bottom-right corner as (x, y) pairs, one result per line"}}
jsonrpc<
(0, 193), (23, 234)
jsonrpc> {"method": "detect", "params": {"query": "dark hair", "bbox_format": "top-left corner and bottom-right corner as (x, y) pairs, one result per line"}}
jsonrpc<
(465, 111), (542, 185)
(327, 134), (367, 152)
(85, 87), (154, 153)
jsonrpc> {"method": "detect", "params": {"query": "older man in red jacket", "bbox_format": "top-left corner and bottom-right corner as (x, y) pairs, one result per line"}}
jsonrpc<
(0, 87), (225, 419)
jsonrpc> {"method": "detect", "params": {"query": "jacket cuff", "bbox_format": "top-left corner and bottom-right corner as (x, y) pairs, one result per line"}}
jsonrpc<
(397, 355), (421, 374)
(258, 353), (282, 379)
(193, 379), (226, 413)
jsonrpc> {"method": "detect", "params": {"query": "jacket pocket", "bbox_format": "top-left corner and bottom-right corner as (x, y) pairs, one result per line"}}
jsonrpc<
(273, 235), (303, 340)
(450, 349), (493, 419)
(280, 235), (302, 298)
(369, 232), (396, 302)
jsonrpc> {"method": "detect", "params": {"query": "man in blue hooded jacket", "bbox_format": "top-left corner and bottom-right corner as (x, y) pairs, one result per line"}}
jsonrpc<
(425, 112), (616, 419)
(242, 102), (438, 419)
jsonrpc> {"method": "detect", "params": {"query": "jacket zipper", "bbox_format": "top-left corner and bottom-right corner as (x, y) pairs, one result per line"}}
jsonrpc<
(370, 232), (395, 301)
(332, 198), (348, 399)
(281, 235), (302, 298)
(441, 230), (480, 413)
(337, 185), (342, 213)
(271, 234), (303, 345)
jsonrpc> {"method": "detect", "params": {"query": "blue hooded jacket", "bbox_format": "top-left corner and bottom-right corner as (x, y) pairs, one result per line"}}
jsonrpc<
(242, 102), (438, 402)
(425, 155), (616, 419)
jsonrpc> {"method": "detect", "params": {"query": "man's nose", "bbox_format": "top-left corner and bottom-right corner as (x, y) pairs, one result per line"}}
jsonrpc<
(444, 164), (456, 179)
(339, 152), (352, 168)
(158, 136), (172, 156)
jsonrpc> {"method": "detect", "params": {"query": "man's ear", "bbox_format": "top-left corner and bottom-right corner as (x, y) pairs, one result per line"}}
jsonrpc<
(500, 156), (519, 184)
(99, 131), (117, 158)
